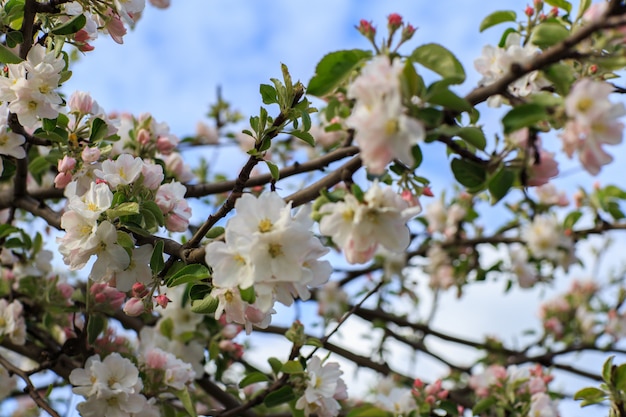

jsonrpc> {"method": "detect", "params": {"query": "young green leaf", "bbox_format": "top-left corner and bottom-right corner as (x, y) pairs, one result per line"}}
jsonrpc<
(307, 49), (372, 97)
(411, 43), (466, 84)
(479, 10), (517, 32)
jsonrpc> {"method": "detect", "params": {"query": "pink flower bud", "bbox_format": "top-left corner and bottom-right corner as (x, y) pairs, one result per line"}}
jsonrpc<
(401, 24), (417, 41)
(525, 5), (534, 16)
(387, 13), (403, 30)
(156, 135), (177, 155)
(58, 156), (76, 172)
(357, 19), (376, 39)
(413, 378), (424, 389)
(69, 91), (94, 114)
(422, 186), (434, 197)
(141, 163), (164, 190)
(154, 293), (171, 309)
(131, 282), (148, 298)
(222, 324), (242, 339)
(81, 146), (101, 163)
(136, 128), (151, 146)
(549, 6), (558, 16)
(54, 172), (73, 189)
(123, 297), (145, 316)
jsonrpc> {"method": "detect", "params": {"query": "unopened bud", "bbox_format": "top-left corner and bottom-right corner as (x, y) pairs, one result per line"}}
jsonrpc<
(525, 5), (534, 16)
(132, 282), (148, 298)
(387, 13), (403, 30)
(357, 19), (376, 41)
(154, 293), (171, 309)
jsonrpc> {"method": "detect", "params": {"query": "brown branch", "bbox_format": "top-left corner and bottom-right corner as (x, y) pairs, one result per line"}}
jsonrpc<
(285, 155), (362, 208)
(0, 353), (60, 417)
(186, 145), (359, 198)
(464, 13), (626, 107)
(195, 378), (258, 417)
(14, 196), (62, 229)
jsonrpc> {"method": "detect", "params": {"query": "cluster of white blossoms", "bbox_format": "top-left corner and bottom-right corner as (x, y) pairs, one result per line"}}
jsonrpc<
(295, 356), (348, 417)
(70, 353), (157, 417)
(0, 44), (65, 127)
(346, 55), (425, 174)
(57, 153), (190, 290)
(205, 192), (332, 331)
(560, 78), (626, 175)
(521, 214), (573, 267)
(319, 182), (421, 264)
(474, 33), (549, 107)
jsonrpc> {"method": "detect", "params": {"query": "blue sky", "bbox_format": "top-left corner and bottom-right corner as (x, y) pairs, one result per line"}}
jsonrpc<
(56, 1), (619, 415)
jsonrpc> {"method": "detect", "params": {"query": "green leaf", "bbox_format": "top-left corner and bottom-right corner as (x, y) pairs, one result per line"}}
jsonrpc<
(531, 22), (570, 48)
(173, 387), (198, 417)
(205, 226), (225, 239)
(260, 84), (278, 105)
(150, 240), (164, 275)
(489, 168), (515, 203)
(142, 201), (165, 227)
(281, 360), (303, 374)
(307, 49), (372, 97)
(51, 13), (86, 35)
(427, 83), (471, 112)
(545, 0), (572, 13)
(451, 158), (487, 189)
(411, 144), (423, 169)
(401, 61), (425, 99)
(479, 10), (517, 32)
(616, 363), (626, 391)
(502, 104), (548, 134)
(5, 31), (23, 48)
(190, 295), (219, 314)
(89, 118), (109, 142)
(28, 156), (51, 176)
(268, 357), (283, 375)
(107, 202), (140, 218)
(265, 160), (280, 181)
(166, 264), (210, 287)
(346, 405), (391, 417)
(574, 387), (606, 406)
(239, 372), (270, 388)
(0, 225), (18, 239)
(86, 314), (106, 345)
(0, 43), (23, 64)
(575, 0), (592, 22)
(291, 129), (315, 147)
(159, 317), (174, 338)
(603, 356), (615, 384)
(239, 285), (256, 304)
(472, 396), (497, 415)
(563, 210), (582, 230)
(264, 385), (295, 408)
(411, 43), (465, 84)
(189, 284), (211, 301)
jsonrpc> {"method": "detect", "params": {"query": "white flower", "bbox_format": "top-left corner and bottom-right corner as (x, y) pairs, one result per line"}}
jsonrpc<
(522, 215), (572, 263)
(375, 387), (416, 416)
(95, 154), (144, 188)
(114, 245), (153, 292)
(205, 192), (331, 317)
(319, 182), (421, 264)
(509, 245), (537, 288)
(560, 78), (626, 175)
(0, 126), (25, 159)
(142, 347), (196, 390)
(346, 55), (424, 174)
(89, 221), (131, 281)
(0, 300), (26, 345)
(67, 181), (113, 223)
(295, 356), (346, 417)
(70, 353), (144, 406)
(529, 392), (559, 417)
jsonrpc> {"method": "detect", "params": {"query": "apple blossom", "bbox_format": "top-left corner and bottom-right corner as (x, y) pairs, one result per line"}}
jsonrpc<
(346, 55), (425, 174)
(319, 182), (421, 264)
(295, 356), (347, 417)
